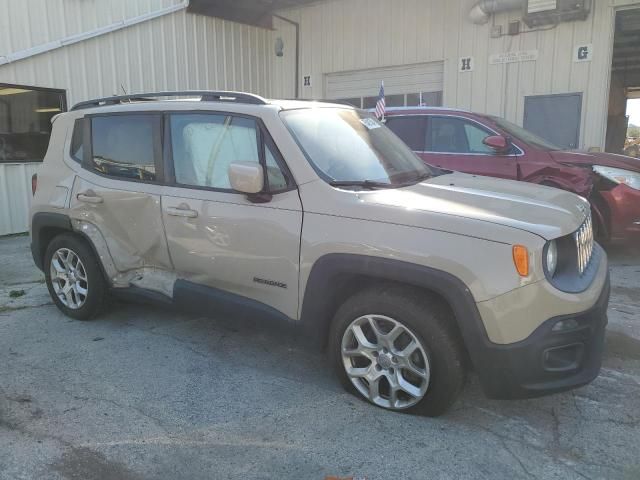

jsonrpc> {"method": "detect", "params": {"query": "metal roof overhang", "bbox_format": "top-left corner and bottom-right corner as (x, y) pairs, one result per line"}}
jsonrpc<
(187, 0), (319, 28)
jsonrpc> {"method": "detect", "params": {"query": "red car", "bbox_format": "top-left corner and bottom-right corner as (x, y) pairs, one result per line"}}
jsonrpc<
(384, 107), (640, 244)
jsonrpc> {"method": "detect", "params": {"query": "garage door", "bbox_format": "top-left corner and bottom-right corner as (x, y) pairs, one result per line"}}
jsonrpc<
(325, 62), (444, 109)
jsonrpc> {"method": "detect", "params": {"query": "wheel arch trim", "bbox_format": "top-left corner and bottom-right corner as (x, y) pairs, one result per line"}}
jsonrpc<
(299, 254), (492, 361)
(31, 212), (115, 283)
(31, 212), (74, 270)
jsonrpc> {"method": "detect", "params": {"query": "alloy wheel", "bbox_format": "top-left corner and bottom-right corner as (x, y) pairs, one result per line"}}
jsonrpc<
(50, 248), (89, 309)
(341, 314), (430, 410)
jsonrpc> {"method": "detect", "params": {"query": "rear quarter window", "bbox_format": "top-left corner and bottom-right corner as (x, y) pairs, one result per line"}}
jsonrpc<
(70, 119), (84, 163)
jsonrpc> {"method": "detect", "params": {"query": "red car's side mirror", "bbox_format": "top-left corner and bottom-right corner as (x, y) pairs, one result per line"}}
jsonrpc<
(483, 135), (511, 154)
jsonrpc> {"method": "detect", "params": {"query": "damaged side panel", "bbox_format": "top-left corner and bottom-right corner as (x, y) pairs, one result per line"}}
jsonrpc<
(519, 162), (595, 198)
(69, 176), (177, 298)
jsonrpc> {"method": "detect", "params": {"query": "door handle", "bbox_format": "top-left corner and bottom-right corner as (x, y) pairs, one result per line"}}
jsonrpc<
(165, 206), (198, 218)
(77, 191), (103, 204)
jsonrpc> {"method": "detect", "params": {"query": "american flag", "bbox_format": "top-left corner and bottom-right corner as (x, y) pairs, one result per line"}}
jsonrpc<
(375, 81), (385, 119)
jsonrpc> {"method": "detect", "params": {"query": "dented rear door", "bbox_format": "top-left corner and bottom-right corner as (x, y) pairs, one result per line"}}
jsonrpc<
(69, 113), (173, 282)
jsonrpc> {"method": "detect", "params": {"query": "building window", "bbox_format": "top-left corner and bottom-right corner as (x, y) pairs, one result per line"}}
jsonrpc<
(338, 92), (444, 111)
(406, 91), (443, 107)
(335, 98), (362, 108)
(90, 115), (159, 181)
(0, 84), (66, 163)
(363, 94), (405, 109)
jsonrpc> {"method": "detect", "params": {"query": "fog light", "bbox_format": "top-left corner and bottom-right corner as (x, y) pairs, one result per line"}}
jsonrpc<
(552, 318), (580, 332)
(543, 344), (583, 372)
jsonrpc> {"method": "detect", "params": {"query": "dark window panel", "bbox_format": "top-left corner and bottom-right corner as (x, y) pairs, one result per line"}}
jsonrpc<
(0, 84), (66, 163)
(363, 96), (378, 109)
(385, 116), (427, 151)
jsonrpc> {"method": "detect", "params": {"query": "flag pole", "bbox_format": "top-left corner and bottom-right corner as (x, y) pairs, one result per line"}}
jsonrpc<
(381, 80), (385, 122)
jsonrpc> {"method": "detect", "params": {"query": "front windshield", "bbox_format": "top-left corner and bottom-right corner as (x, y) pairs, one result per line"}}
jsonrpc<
(490, 116), (561, 151)
(281, 108), (432, 186)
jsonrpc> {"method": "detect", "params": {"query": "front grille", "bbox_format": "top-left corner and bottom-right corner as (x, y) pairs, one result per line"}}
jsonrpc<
(575, 214), (594, 275)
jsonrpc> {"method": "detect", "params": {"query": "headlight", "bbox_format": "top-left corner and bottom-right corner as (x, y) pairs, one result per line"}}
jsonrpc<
(593, 165), (640, 190)
(545, 240), (558, 277)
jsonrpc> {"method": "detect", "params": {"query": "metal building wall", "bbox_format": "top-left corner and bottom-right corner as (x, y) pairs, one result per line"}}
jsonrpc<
(0, 164), (39, 236)
(0, 0), (276, 235)
(273, 0), (640, 151)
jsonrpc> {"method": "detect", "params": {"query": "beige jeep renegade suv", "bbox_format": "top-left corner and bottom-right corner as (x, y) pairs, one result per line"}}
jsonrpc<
(30, 91), (610, 416)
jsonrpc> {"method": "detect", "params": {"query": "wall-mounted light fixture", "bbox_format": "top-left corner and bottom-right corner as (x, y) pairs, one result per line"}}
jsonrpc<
(273, 15), (300, 99)
(275, 37), (284, 57)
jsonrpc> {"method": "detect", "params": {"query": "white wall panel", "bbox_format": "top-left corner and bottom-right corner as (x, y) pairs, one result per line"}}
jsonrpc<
(0, 163), (39, 236)
(0, 1), (276, 235)
(0, 2), (274, 106)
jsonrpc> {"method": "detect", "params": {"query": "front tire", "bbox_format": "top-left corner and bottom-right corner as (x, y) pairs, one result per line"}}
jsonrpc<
(44, 234), (106, 320)
(329, 284), (466, 417)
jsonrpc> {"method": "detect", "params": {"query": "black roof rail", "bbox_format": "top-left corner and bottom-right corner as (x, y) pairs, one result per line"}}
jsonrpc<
(70, 90), (269, 111)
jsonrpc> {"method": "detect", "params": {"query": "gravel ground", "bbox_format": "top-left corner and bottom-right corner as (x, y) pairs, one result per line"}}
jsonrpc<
(0, 234), (639, 480)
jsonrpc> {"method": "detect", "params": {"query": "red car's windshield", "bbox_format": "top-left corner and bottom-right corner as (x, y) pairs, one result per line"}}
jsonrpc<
(489, 116), (561, 151)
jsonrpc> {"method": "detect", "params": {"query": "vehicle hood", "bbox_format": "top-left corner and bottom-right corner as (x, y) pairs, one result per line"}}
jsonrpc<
(359, 172), (589, 240)
(550, 150), (640, 173)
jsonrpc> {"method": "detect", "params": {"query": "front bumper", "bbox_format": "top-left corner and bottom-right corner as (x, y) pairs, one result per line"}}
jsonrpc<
(599, 183), (640, 243)
(474, 275), (610, 399)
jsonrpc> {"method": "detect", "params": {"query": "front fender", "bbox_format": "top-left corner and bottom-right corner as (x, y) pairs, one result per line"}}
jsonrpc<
(520, 163), (595, 197)
(299, 253), (490, 357)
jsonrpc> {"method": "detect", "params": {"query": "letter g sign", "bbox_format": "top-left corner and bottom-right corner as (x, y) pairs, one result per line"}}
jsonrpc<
(574, 44), (592, 63)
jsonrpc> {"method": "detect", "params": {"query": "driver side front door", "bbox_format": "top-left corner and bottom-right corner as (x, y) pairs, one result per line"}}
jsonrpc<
(420, 115), (518, 180)
(160, 112), (303, 321)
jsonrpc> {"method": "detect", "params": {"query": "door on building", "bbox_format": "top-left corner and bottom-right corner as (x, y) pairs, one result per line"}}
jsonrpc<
(523, 93), (582, 150)
(606, 8), (640, 155)
(325, 62), (444, 108)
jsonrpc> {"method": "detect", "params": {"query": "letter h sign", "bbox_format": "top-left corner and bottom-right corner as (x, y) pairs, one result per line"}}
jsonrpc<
(459, 57), (474, 72)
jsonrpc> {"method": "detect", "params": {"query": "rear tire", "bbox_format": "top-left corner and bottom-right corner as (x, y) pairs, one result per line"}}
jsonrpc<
(329, 284), (466, 417)
(44, 234), (106, 320)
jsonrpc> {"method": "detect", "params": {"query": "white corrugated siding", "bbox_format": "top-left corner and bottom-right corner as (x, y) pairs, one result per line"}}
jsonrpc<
(0, 3), (275, 105)
(0, 163), (39, 236)
(274, 0), (640, 151)
(0, 0), (277, 234)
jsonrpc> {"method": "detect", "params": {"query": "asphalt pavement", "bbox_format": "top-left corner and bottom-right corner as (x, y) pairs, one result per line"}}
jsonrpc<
(1, 234), (639, 480)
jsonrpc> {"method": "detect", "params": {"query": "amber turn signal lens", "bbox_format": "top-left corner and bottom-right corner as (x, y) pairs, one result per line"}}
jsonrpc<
(512, 245), (529, 277)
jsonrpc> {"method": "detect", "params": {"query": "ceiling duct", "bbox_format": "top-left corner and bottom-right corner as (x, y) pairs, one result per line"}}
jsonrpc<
(469, 0), (525, 24)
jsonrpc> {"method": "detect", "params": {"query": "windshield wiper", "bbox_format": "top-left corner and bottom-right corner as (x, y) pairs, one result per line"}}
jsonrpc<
(402, 171), (433, 185)
(329, 180), (394, 190)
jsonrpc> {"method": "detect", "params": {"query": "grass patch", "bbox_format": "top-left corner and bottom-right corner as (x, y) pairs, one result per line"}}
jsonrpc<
(9, 290), (26, 299)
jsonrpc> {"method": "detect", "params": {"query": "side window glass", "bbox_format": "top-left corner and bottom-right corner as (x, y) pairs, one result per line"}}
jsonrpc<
(464, 123), (495, 154)
(90, 115), (157, 181)
(428, 117), (469, 153)
(170, 114), (259, 189)
(428, 117), (495, 155)
(70, 119), (84, 163)
(385, 117), (426, 151)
